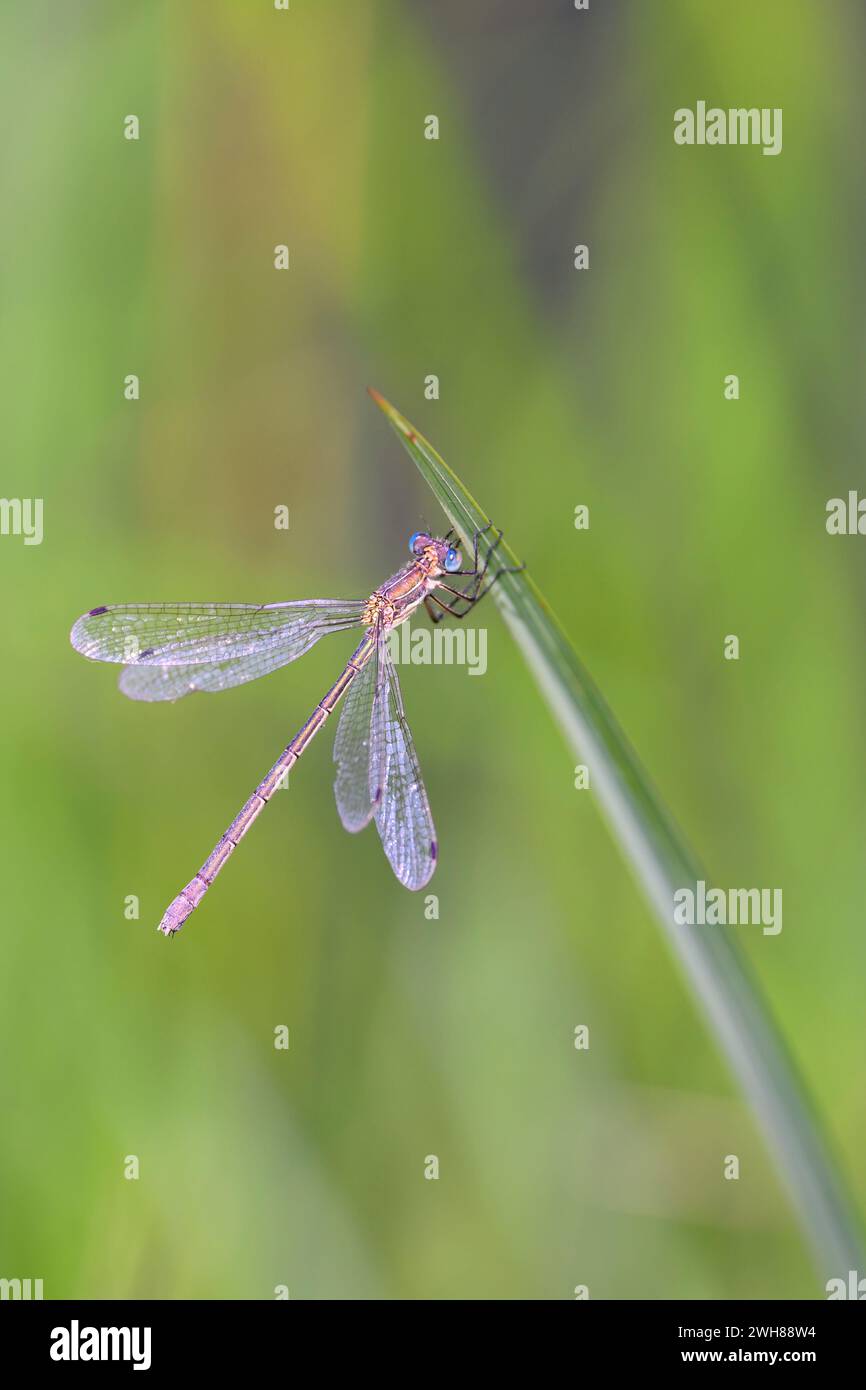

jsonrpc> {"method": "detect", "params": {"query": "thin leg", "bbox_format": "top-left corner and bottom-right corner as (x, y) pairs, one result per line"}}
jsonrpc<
(430, 525), (524, 622)
(448, 526), (507, 595)
(466, 554), (526, 607)
(448, 522), (495, 579)
(424, 595), (448, 625)
(434, 534), (498, 621)
(435, 580), (482, 601)
(426, 592), (475, 623)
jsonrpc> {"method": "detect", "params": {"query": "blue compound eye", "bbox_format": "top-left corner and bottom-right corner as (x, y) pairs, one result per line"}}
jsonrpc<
(444, 546), (461, 573)
(409, 530), (426, 554)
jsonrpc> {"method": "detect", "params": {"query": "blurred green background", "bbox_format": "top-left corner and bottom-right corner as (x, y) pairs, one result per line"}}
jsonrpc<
(1, 0), (864, 1299)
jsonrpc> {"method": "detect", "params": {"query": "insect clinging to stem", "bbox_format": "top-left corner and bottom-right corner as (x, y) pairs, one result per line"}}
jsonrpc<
(70, 524), (522, 936)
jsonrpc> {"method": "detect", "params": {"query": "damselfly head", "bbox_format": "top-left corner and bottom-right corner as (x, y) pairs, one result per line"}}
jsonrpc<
(408, 531), (461, 574)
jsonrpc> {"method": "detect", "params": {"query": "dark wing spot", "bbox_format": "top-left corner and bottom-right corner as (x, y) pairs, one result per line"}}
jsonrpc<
(430, 840), (438, 861)
(373, 786), (383, 804)
(139, 647), (155, 659)
(88, 606), (108, 616)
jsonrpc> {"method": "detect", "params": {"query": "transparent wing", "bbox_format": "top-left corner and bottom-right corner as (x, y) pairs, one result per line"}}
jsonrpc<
(333, 643), (387, 831)
(118, 647), (326, 702)
(71, 600), (366, 664)
(374, 647), (437, 891)
(70, 600), (366, 701)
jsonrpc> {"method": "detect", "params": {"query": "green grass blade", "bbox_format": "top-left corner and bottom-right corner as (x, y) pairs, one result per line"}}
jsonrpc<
(369, 387), (864, 1283)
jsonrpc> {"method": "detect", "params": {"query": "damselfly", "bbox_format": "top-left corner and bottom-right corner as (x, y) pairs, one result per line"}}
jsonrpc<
(70, 527), (519, 936)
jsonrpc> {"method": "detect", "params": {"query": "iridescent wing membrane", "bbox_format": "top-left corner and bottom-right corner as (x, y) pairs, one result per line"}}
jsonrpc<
(333, 636), (437, 890)
(70, 600), (366, 702)
(333, 646), (387, 832)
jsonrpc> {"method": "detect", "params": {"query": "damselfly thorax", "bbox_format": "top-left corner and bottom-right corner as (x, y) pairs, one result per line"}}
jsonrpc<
(362, 543), (450, 630)
(70, 526), (521, 938)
